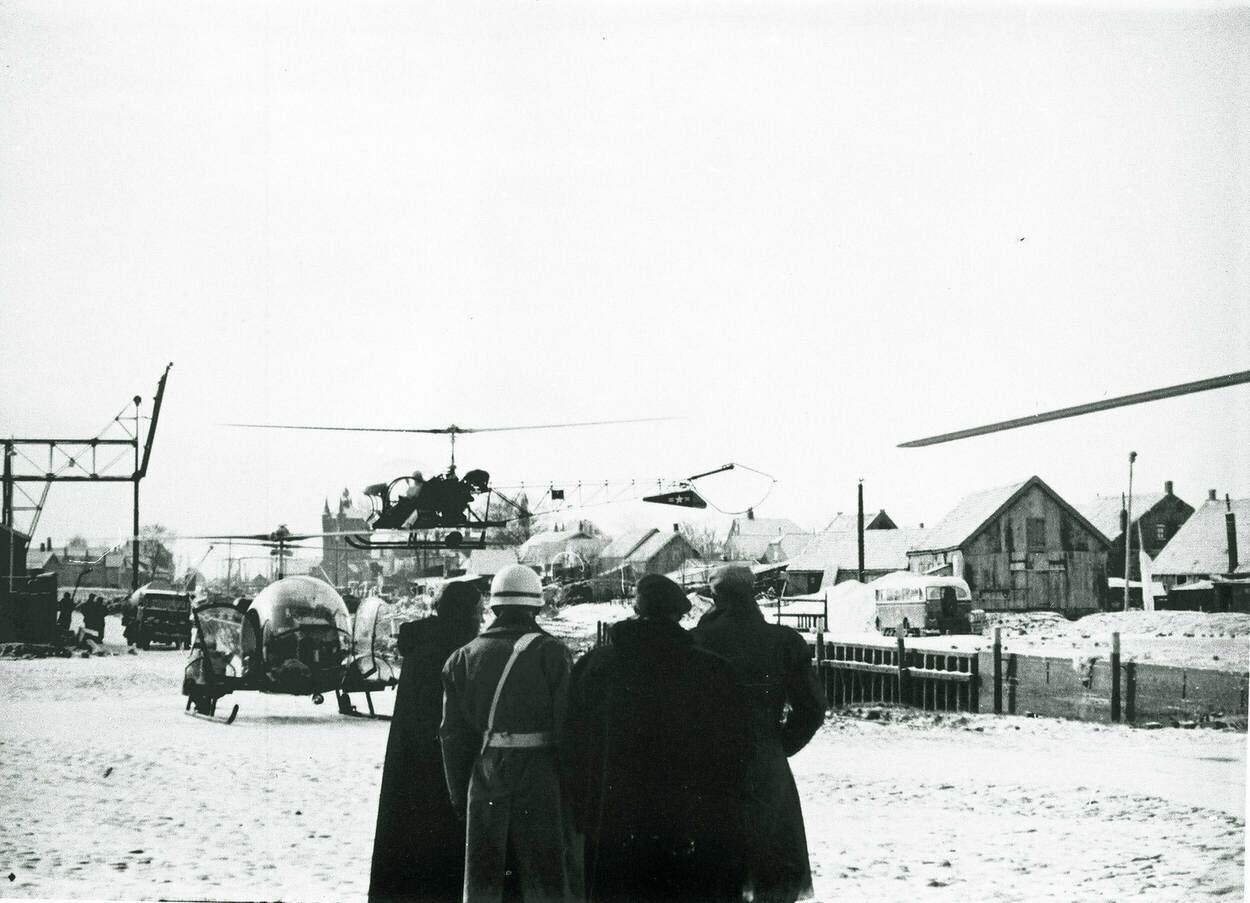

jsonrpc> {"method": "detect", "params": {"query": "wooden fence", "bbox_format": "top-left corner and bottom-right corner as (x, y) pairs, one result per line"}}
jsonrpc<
(819, 635), (980, 713)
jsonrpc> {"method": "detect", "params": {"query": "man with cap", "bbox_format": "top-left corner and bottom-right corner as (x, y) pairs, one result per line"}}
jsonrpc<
(563, 574), (751, 903)
(691, 565), (827, 903)
(440, 564), (582, 902)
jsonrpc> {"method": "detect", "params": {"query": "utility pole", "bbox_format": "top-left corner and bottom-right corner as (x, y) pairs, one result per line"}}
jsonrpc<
(857, 479), (865, 583)
(132, 395), (142, 592)
(1123, 451), (1136, 612)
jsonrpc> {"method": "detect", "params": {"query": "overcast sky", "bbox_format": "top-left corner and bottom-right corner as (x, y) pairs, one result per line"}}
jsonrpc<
(2, 0), (1247, 578)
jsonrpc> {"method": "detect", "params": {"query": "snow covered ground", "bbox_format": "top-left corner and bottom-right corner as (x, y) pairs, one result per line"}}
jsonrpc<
(0, 615), (1244, 902)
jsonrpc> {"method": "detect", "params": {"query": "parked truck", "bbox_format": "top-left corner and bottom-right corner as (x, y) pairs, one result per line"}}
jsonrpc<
(124, 585), (193, 649)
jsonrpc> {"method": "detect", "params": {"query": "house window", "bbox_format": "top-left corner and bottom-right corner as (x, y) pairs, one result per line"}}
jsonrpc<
(1026, 517), (1047, 551)
(1155, 523), (1167, 543)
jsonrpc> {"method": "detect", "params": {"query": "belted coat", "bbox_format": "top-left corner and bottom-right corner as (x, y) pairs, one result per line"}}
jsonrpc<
(440, 620), (582, 903)
(691, 603), (827, 903)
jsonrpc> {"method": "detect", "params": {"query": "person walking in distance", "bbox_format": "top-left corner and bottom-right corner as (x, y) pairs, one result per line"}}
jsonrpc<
(440, 565), (582, 903)
(691, 565), (827, 903)
(564, 574), (752, 903)
(369, 580), (484, 903)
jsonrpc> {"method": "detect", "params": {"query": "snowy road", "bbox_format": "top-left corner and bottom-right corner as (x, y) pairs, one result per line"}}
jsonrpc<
(0, 648), (1244, 901)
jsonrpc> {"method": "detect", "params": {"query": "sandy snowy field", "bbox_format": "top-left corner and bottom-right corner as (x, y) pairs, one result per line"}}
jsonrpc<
(0, 614), (1245, 902)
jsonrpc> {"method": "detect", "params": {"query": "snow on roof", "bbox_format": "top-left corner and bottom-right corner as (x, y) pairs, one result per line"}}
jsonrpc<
(731, 517), (802, 537)
(1152, 498), (1250, 577)
(598, 528), (657, 561)
(1076, 493), (1166, 541)
(786, 528), (926, 574)
(823, 510), (897, 532)
(629, 530), (696, 564)
(517, 530), (601, 564)
(459, 548), (519, 576)
(766, 532), (818, 560)
(911, 475), (1109, 553)
(911, 479), (1029, 552)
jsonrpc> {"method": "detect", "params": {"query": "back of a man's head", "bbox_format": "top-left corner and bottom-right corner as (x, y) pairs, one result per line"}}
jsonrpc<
(709, 565), (756, 608)
(634, 574), (692, 622)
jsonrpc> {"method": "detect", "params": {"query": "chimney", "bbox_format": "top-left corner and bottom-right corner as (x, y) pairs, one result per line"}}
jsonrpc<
(1209, 489), (1218, 502)
(673, 523), (679, 533)
(1164, 480), (1173, 496)
(1226, 495), (1239, 574)
(747, 508), (755, 521)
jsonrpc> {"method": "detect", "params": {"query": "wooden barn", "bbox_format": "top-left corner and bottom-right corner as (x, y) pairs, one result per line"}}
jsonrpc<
(907, 476), (1111, 614)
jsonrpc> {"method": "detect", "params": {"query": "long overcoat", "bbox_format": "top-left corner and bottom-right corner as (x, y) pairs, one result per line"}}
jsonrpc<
(440, 620), (582, 903)
(370, 616), (477, 903)
(691, 604), (827, 903)
(564, 617), (752, 903)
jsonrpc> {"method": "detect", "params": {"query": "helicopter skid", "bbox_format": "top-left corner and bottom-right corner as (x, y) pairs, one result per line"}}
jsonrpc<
(184, 694), (239, 725)
(343, 534), (492, 552)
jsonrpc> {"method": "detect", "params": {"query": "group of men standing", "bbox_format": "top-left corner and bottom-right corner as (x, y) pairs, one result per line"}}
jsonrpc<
(415, 562), (826, 903)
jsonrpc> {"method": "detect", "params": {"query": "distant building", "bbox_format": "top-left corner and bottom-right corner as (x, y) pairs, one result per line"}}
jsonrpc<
(322, 490), (374, 586)
(1076, 481), (1194, 580)
(823, 510), (898, 532)
(455, 547), (521, 580)
(724, 515), (803, 562)
(763, 532), (818, 564)
(597, 527), (701, 578)
(783, 529), (926, 595)
(1152, 493), (1249, 589)
(518, 529), (608, 579)
(906, 476), (1111, 614)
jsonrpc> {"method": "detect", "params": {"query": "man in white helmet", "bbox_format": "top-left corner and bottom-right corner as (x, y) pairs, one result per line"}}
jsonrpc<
(440, 564), (582, 903)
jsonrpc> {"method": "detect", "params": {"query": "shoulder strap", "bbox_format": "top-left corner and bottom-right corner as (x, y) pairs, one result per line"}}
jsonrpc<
(482, 632), (542, 752)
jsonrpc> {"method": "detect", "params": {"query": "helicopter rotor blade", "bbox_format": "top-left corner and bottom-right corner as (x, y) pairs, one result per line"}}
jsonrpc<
(898, 369), (1250, 448)
(452, 416), (678, 434)
(223, 416), (677, 435)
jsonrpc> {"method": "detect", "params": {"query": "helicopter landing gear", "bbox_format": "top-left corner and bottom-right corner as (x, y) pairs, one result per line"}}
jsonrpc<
(184, 692), (239, 725)
(336, 689), (392, 721)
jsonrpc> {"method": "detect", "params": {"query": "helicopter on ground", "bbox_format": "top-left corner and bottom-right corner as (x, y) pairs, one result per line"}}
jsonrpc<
(180, 527), (407, 724)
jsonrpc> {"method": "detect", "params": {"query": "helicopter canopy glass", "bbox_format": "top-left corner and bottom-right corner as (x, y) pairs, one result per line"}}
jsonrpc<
(352, 595), (402, 684)
(188, 603), (245, 681)
(260, 578), (352, 637)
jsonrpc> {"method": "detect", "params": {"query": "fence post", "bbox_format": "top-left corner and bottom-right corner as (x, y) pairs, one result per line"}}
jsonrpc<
(896, 633), (908, 706)
(1110, 632), (1121, 723)
(993, 627), (1002, 715)
(969, 652), (980, 713)
(1124, 661), (1136, 724)
(815, 631), (825, 663)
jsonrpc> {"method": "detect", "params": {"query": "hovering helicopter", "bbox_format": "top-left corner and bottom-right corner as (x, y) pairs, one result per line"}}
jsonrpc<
(227, 418), (691, 551)
(181, 527), (405, 724)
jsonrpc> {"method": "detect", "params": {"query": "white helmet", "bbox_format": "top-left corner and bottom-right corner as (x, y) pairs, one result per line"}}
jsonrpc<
(490, 564), (545, 607)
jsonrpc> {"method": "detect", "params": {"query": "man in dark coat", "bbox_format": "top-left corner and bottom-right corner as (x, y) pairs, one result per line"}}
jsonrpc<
(691, 565), (827, 903)
(370, 582), (483, 903)
(564, 574), (752, 903)
(441, 565), (582, 902)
